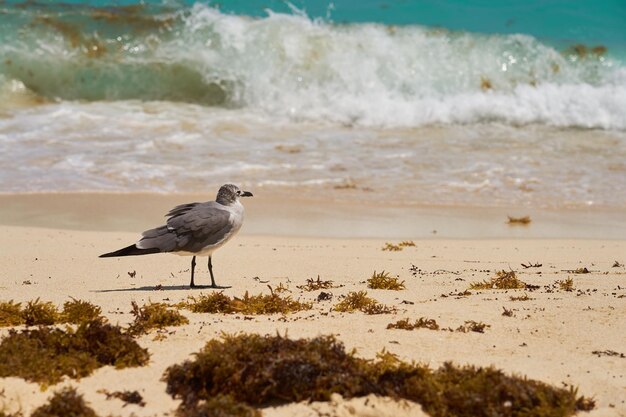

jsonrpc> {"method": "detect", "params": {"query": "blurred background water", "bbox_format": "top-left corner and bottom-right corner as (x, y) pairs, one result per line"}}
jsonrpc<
(0, 0), (624, 208)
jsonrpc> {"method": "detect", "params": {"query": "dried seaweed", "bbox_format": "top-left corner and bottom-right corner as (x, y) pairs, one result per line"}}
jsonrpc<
(99, 389), (146, 407)
(509, 294), (533, 301)
(333, 291), (395, 314)
(296, 276), (338, 291)
(558, 277), (575, 292)
(507, 216), (531, 225)
(127, 301), (189, 336)
(0, 321), (149, 386)
(163, 333), (593, 417)
(31, 387), (98, 417)
(591, 350), (625, 358)
(184, 292), (235, 314)
(184, 289), (311, 315)
(0, 301), (24, 327)
(1, 299), (105, 328)
(367, 271), (405, 290)
(469, 270), (527, 290)
(387, 318), (439, 331)
(382, 243), (402, 251)
(61, 298), (105, 325)
(22, 299), (60, 326)
(456, 321), (490, 333)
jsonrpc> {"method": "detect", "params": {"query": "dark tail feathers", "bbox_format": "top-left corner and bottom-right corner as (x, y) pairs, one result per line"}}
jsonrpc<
(99, 244), (160, 258)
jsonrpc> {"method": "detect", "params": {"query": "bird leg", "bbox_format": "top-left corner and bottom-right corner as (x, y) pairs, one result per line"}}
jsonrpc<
(190, 256), (196, 288)
(208, 256), (217, 288)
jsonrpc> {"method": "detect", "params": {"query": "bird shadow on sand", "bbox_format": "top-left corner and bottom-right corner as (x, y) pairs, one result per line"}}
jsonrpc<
(92, 284), (232, 293)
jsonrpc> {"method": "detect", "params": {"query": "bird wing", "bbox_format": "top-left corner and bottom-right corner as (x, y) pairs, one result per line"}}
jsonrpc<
(137, 202), (233, 253)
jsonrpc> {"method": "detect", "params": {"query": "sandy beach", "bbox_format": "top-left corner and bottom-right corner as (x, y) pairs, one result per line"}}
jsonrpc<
(2, 1), (626, 414)
(0, 194), (624, 416)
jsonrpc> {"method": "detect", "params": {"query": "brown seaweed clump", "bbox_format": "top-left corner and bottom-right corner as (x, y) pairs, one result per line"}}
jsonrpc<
(507, 216), (531, 225)
(163, 333), (594, 417)
(0, 298), (106, 327)
(0, 321), (149, 386)
(127, 301), (189, 336)
(333, 291), (396, 314)
(387, 318), (439, 331)
(184, 289), (311, 315)
(456, 321), (490, 333)
(60, 298), (105, 324)
(367, 271), (405, 290)
(557, 277), (575, 292)
(470, 270), (527, 290)
(510, 293), (533, 301)
(382, 241), (416, 251)
(382, 242), (402, 251)
(99, 389), (146, 407)
(31, 387), (98, 417)
(21, 299), (60, 326)
(296, 276), (338, 291)
(0, 300), (24, 327)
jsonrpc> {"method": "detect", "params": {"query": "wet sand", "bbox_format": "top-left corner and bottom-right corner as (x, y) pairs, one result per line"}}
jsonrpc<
(1, 192), (626, 239)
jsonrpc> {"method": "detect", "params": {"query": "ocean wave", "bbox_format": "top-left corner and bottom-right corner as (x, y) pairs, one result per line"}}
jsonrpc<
(1, 3), (624, 129)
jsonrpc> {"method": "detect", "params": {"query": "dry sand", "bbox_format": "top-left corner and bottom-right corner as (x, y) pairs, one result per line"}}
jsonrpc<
(0, 194), (625, 416)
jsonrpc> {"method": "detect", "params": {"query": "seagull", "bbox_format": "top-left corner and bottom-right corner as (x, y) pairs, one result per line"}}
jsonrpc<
(100, 184), (253, 288)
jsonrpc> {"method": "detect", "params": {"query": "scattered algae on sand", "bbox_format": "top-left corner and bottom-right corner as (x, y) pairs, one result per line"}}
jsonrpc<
(470, 270), (527, 290)
(387, 317), (440, 331)
(333, 291), (396, 314)
(296, 276), (338, 291)
(367, 271), (405, 290)
(127, 301), (189, 336)
(184, 288), (312, 315)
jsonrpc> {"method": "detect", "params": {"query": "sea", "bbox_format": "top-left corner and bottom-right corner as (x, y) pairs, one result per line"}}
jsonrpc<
(1, 0), (625, 209)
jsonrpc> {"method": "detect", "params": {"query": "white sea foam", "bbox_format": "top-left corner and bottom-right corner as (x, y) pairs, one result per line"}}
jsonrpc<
(169, 6), (626, 129)
(1, 6), (625, 129)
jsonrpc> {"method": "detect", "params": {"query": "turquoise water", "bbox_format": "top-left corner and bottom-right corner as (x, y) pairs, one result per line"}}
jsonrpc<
(205, 0), (626, 51)
(6, 0), (624, 47)
(8, 0), (625, 44)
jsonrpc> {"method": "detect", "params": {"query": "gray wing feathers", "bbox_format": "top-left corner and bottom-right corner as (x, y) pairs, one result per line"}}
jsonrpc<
(137, 202), (232, 253)
(137, 225), (178, 252)
(166, 202), (199, 219)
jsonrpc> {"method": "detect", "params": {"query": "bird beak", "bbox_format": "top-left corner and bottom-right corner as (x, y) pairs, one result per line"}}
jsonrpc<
(241, 191), (253, 197)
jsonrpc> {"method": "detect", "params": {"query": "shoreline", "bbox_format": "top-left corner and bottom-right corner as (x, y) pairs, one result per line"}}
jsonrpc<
(1, 192), (626, 239)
